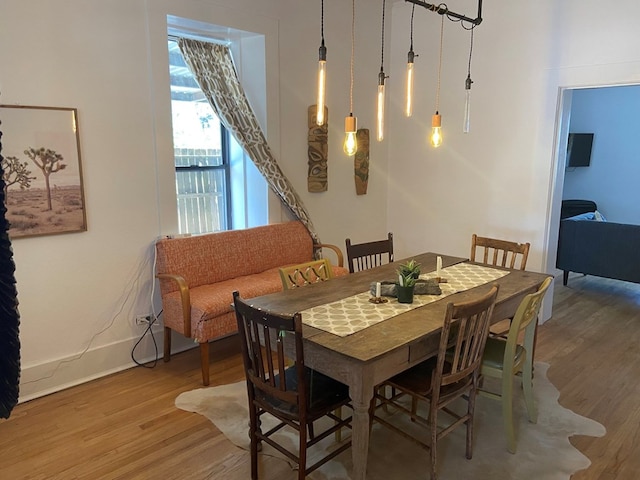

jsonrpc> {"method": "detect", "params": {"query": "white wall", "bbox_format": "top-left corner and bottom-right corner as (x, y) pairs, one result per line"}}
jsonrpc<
(563, 85), (640, 224)
(386, 2), (558, 261)
(5, 0), (640, 400)
(385, 0), (640, 321)
(273, 0), (390, 249)
(0, 0), (386, 401)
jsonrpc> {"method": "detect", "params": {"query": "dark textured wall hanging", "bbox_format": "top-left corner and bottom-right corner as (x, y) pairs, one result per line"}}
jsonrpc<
(354, 128), (369, 195)
(0, 121), (22, 418)
(307, 104), (328, 193)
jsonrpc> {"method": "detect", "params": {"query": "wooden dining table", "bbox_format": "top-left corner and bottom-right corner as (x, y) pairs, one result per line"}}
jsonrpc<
(247, 252), (550, 480)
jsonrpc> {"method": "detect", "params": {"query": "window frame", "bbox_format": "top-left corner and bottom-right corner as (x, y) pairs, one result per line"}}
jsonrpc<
(169, 37), (234, 235)
(165, 18), (269, 233)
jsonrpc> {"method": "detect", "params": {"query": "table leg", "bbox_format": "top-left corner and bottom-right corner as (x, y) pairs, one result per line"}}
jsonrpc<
(350, 383), (374, 480)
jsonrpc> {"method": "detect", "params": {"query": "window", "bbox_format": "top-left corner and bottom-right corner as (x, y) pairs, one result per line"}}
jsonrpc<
(168, 38), (234, 234)
(167, 17), (269, 233)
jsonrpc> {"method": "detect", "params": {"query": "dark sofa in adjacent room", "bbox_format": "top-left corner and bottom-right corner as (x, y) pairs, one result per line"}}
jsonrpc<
(556, 200), (640, 285)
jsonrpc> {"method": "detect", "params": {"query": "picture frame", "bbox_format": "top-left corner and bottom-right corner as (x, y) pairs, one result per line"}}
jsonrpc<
(0, 105), (87, 238)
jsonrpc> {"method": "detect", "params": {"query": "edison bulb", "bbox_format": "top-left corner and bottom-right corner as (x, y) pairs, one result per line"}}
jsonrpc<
(430, 112), (442, 148)
(405, 50), (415, 117)
(376, 81), (385, 142)
(316, 55), (326, 125)
(430, 127), (443, 148)
(344, 131), (357, 156)
(344, 114), (357, 156)
(463, 89), (471, 133)
(463, 75), (472, 133)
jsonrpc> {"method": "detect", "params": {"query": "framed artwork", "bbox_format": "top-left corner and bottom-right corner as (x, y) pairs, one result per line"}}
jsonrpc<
(0, 105), (86, 238)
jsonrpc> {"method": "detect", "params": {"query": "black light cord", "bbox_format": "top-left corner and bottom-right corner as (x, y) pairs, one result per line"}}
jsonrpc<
(435, 13), (444, 112)
(380, 0), (386, 71)
(321, 0), (325, 45)
(467, 27), (474, 77)
(130, 309), (163, 368)
(409, 4), (415, 52)
(435, 2), (478, 30)
(349, 0), (355, 114)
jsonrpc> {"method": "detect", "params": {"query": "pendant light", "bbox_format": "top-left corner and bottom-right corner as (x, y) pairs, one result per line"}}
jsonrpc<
(376, 0), (388, 142)
(405, 4), (417, 118)
(431, 112), (442, 147)
(344, 0), (357, 156)
(430, 14), (445, 148)
(316, 0), (327, 126)
(463, 27), (474, 133)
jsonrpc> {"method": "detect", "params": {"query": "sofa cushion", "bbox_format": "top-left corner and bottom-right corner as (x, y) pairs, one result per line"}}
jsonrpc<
(161, 264), (349, 340)
(161, 267), (284, 334)
(594, 210), (606, 222)
(156, 222), (314, 294)
(566, 212), (595, 221)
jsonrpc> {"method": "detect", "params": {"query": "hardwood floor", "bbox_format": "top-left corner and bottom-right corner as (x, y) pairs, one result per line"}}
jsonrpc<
(536, 274), (640, 480)
(2, 273), (640, 479)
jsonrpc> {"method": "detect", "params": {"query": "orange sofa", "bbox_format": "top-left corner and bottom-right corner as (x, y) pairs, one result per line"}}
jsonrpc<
(155, 221), (347, 385)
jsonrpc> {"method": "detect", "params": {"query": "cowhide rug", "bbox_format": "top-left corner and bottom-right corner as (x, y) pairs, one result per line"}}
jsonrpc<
(176, 363), (605, 479)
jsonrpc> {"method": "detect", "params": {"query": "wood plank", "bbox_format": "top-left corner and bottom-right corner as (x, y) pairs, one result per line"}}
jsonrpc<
(249, 253), (547, 363)
(354, 128), (369, 195)
(307, 104), (328, 193)
(1, 273), (639, 479)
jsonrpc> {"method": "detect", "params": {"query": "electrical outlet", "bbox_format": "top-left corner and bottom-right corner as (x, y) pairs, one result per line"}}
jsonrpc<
(135, 314), (155, 326)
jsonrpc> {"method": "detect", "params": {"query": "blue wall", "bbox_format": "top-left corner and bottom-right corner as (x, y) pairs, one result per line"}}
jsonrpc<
(563, 85), (640, 224)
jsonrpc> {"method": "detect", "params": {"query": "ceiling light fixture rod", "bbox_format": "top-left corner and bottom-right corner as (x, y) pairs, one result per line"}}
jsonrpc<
(404, 0), (483, 26)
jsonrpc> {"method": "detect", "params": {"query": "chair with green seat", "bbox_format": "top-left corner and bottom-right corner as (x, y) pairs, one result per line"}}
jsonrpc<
(479, 276), (553, 453)
(470, 233), (531, 338)
(470, 234), (530, 271)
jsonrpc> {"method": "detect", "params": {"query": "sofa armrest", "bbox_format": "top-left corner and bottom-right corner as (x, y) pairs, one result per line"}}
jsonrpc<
(315, 243), (344, 267)
(156, 273), (192, 337)
(557, 219), (640, 284)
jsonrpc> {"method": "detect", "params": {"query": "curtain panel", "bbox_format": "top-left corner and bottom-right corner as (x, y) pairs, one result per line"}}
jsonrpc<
(177, 38), (320, 244)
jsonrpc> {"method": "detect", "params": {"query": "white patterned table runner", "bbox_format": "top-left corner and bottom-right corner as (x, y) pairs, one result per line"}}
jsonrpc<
(301, 263), (509, 337)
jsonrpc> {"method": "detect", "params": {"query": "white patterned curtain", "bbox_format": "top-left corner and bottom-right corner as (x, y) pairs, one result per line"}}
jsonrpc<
(178, 38), (319, 243)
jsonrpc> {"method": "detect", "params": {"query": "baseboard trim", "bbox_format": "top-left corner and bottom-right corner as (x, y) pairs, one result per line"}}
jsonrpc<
(19, 328), (196, 403)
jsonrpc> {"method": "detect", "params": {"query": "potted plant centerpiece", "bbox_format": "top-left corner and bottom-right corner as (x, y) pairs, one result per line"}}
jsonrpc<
(396, 259), (421, 304)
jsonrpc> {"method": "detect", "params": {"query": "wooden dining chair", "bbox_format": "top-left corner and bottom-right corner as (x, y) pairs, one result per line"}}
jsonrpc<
(479, 276), (552, 454)
(371, 285), (499, 480)
(279, 258), (346, 439)
(470, 234), (530, 271)
(471, 234), (530, 337)
(232, 291), (352, 480)
(279, 258), (334, 290)
(345, 232), (394, 273)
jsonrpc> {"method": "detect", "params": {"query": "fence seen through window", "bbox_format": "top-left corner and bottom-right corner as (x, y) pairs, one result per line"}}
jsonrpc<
(169, 38), (232, 235)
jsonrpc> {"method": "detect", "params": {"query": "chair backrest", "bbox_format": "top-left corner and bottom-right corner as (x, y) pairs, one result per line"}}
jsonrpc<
(345, 232), (394, 274)
(435, 285), (499, 391)
(233, 291), (307, 411)
(279, 258), (334, 290)
(503, 276), (553, 366)
(470, 234), (530, 271)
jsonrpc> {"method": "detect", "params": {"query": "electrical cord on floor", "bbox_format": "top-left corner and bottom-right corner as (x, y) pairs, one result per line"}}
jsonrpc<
(131, 240), (163, 369)
(131, 310), (163, 368)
